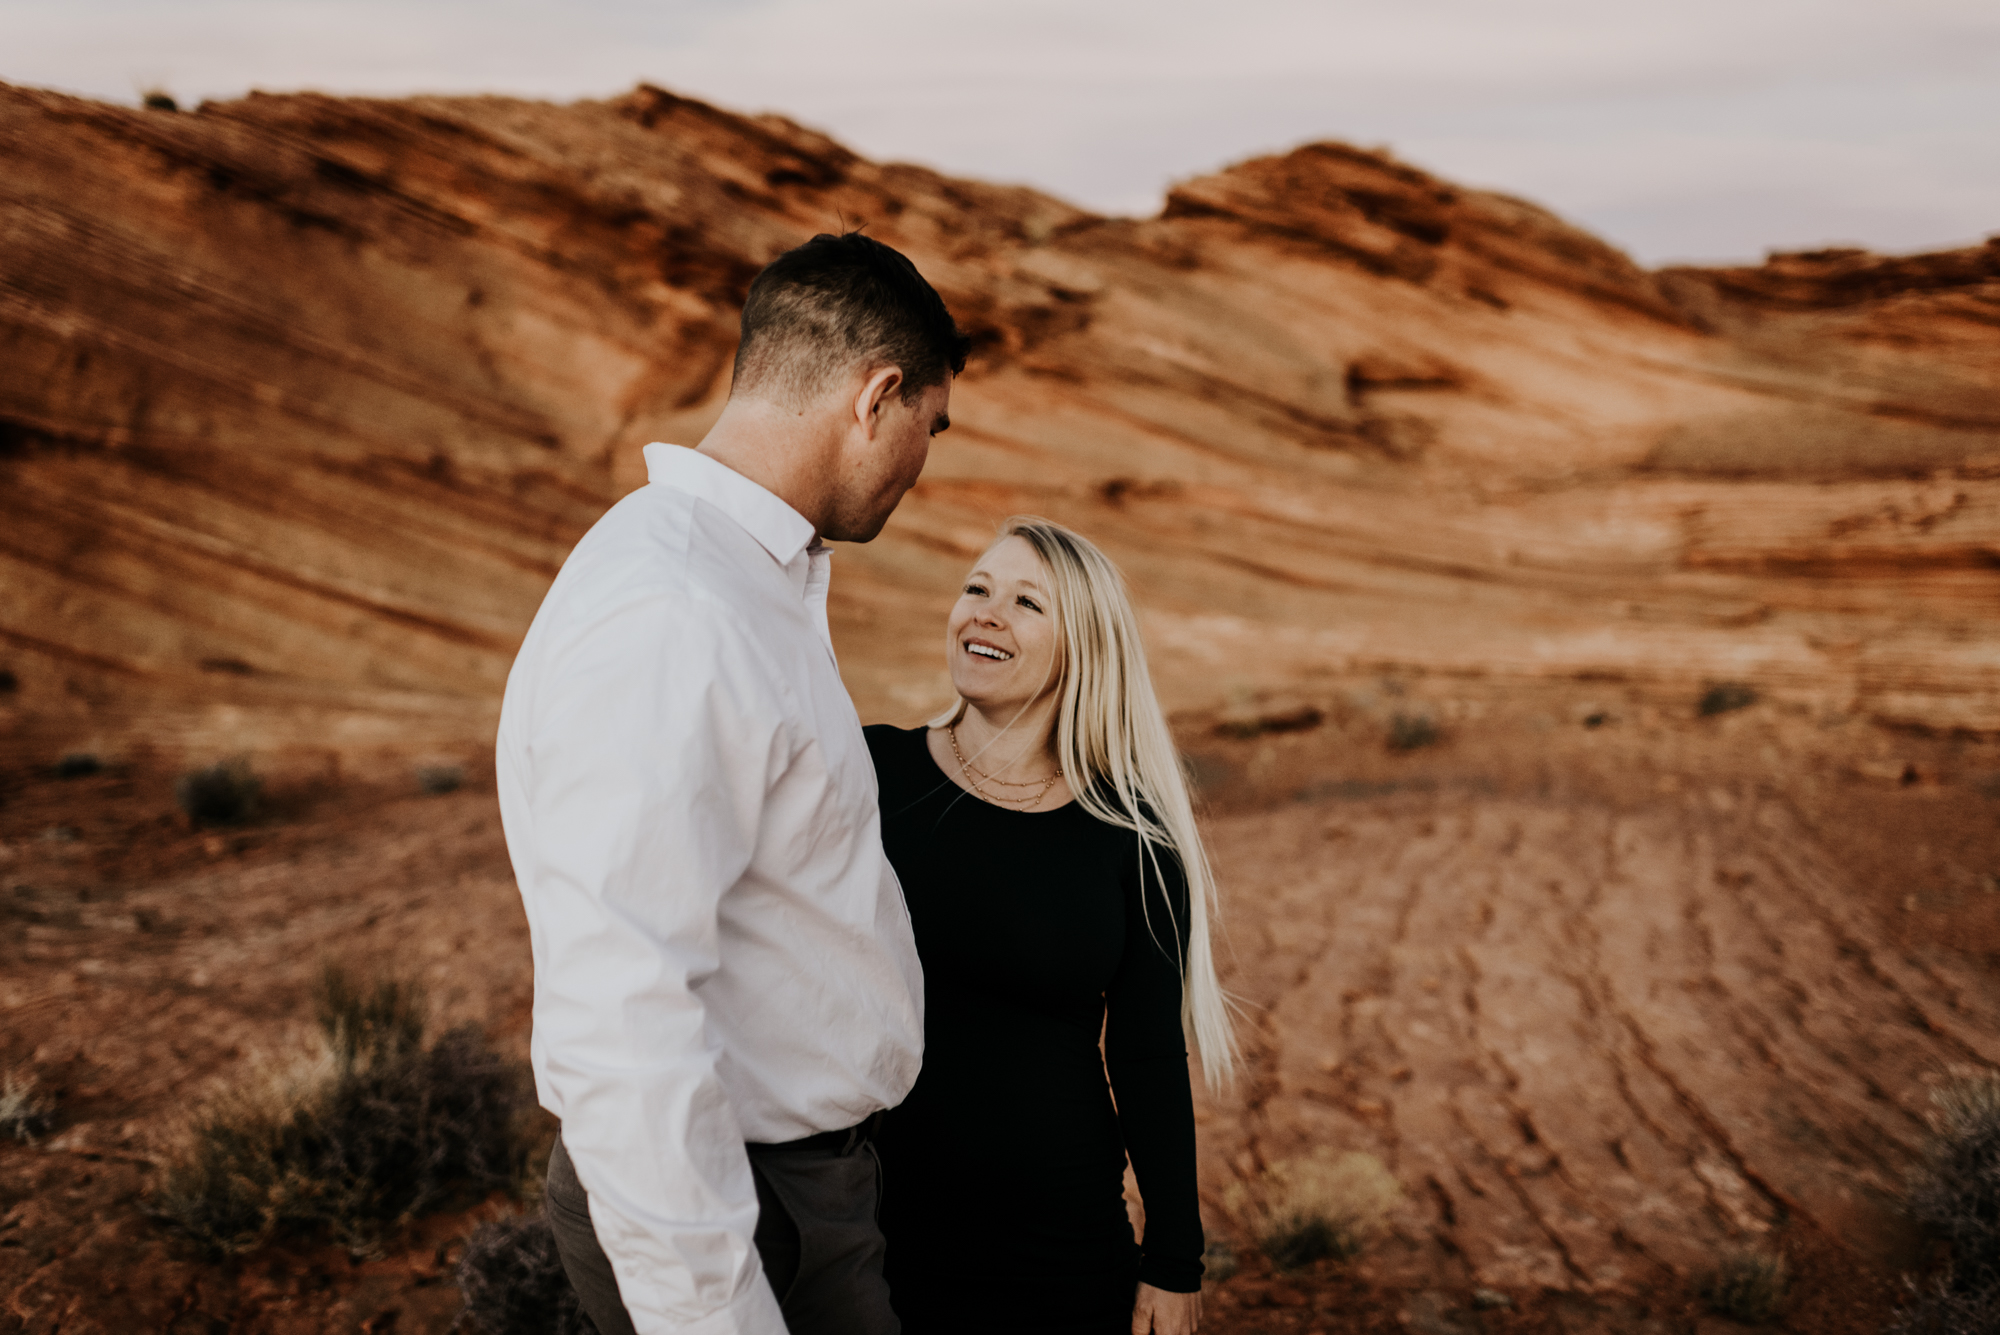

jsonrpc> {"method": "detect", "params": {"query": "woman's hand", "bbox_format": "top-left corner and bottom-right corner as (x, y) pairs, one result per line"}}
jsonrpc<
(1131, 1281), (1202, 1334)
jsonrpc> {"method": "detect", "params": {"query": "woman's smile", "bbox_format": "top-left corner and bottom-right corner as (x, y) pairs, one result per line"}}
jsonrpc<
(944, 535), (1059, 711)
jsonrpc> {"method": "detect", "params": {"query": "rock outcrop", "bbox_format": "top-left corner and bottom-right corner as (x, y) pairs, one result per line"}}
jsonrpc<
(2, 81), (1996, 775)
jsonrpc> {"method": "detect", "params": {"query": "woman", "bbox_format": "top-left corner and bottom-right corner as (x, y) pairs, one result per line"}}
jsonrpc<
(865, 517), (1234, 1335)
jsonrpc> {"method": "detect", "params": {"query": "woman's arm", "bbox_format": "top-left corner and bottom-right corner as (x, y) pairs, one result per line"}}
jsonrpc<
(1104, 839), (1205, 1307)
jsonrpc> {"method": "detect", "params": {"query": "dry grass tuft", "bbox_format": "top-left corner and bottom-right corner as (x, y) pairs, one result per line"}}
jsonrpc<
(455, 1210), (593, 1335)
(1, 1070), (57, 1143)
(316, 968), (426, 1068)
(1223, 1149), (1401, 1270)
(1698, 1247), (1790, 1322)
(152, 966), (526, 1257)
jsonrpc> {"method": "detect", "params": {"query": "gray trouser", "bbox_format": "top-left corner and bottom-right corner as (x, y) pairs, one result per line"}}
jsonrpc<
(545, 1130), (899, 1335)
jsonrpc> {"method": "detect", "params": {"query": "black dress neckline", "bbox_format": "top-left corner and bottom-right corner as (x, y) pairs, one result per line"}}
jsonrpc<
(909, 723), (1082, 817)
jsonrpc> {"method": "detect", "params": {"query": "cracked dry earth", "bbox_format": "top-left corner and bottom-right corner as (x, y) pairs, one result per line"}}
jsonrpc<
(4, 691), (1999, 1333)
(1187, 697), (2000, 1335)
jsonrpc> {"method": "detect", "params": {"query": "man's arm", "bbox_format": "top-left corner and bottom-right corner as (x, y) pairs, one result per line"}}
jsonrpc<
(515, 590), (788, 1335)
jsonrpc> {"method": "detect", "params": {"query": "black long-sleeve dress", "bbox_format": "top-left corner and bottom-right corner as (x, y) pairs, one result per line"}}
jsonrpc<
(865, 725), (1203, 1335)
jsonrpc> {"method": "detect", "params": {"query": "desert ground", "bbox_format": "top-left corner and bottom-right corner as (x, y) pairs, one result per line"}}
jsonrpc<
(6, 681), (1999, 1332)
(3, 77), (1998, 1334)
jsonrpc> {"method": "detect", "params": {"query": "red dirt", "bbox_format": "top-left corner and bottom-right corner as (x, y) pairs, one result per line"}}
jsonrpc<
(6, 682), (1997, 1331)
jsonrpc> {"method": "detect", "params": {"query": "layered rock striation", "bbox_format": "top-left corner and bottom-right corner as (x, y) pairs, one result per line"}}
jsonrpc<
(2, 81), (1996, 771)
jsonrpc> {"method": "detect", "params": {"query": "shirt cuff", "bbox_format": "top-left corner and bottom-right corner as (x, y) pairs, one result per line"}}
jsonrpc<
(1138, 1250), (1205, 1294)
(629, 1270), (787, 1335)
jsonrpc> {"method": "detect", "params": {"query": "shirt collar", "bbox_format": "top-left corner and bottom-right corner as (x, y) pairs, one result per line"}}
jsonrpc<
(642, 443), (819, 568)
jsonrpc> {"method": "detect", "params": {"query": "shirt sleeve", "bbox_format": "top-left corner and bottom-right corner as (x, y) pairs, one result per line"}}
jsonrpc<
(1103, 838), (1206, 1294)
(512, 586), (789, 1335)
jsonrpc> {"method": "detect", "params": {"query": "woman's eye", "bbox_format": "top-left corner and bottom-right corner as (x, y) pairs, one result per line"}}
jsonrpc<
(1017, 597), (1041, 613)
(962, 583), (986, 596)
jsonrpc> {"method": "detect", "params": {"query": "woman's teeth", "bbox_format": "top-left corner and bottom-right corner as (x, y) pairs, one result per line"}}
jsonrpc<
(966, 643), (1012, 660)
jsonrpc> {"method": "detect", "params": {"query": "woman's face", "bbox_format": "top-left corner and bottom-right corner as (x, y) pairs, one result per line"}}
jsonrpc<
(946, 535), (1062, 715)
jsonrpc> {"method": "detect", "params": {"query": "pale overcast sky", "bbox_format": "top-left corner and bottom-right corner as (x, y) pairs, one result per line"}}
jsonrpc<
(6, 0), (1998, 265)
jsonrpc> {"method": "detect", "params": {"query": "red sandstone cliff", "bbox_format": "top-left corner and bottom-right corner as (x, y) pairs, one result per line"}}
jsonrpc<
(2, 82), (1996, 775)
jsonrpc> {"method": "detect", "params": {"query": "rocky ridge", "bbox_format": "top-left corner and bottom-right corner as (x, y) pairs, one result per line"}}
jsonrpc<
(3, 81), (1997, 776)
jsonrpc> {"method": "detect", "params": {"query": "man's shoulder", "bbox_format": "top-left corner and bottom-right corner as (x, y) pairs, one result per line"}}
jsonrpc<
(554, 484), (783, 612)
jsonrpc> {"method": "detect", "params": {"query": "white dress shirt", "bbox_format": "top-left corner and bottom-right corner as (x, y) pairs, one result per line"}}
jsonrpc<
(496, 443), (924, 1335)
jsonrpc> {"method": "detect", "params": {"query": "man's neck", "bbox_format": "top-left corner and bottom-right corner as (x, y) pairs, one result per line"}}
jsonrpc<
(695, 396), (836, 541)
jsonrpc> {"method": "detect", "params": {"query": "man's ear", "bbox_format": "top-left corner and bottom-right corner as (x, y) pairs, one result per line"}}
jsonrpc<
(852, 365), (906, 437)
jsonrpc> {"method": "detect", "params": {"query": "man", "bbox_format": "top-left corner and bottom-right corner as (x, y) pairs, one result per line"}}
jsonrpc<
(497, 232), (967, 1335)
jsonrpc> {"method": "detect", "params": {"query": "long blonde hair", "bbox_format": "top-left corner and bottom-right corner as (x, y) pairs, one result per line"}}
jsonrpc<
(930, 516), (1237, 1088)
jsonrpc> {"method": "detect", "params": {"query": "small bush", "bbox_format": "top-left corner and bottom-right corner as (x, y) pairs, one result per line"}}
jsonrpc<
(1386, 712), (1439, 752)
(456, 1210), (593, 1335)
(1698, 1247), (1789, 1322)
(418, 764), (465, 795)
(1222, 1149), (1401, 1270)
(142, 89), (179, 111)
(176, 759), (261, 828)
(1887, 1276), (2000, 1335)
(54, 753), (102, 779)
(153, 966), (526, 1256)
(1893, 1070), (2000, 1329)
(1, 1071), (56, 1143)
(1699, 682), (1759, 717)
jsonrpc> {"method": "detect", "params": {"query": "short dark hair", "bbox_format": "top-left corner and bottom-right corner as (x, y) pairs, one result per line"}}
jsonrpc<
(731, 232), (969, 407)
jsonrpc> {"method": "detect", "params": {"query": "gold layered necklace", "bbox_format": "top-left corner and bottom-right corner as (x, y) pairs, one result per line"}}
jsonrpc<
(947, 724), (1063, 811)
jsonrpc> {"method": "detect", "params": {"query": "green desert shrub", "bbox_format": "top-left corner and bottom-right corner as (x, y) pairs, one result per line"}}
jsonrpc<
(1889, 1072), (2000, 1333)
(1222, 1148), (1401, 1270)
(1, 1070), (56, 1143)
(1697, 1247), (1789, 1322)
(175, 759), (261, 827)
(153, 966), (526, 1256)
(456, 1210), (593, 1335)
